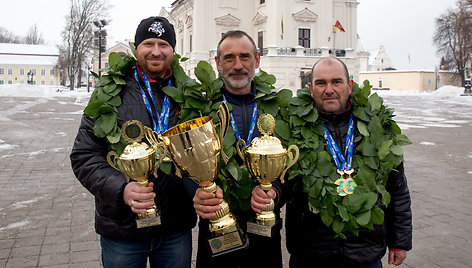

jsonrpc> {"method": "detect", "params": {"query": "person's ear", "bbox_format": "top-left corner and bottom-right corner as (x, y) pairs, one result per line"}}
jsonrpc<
(308, 82), (315, 99)
(215, 56), (221, 71)
(255, 51), (261, 69)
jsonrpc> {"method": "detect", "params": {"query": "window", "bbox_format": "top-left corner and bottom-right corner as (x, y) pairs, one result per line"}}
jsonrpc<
(20, 69), (24, 75)
(41, 81), (45, 85)
(298, 28), (310, 48)
(41, 69), (46, 76)
(0, 68), (3, 75)
(189, 35), (192, 52)
(105, 63), (110, 68)
(50, 80), (54, 85)
(0, 80), (3, 84)
(8, 80), (12, 84)
(260, 0), (265, 4)
(31, 69), (36, 75)
(258, 31), (264, 55)
(50, 69), (54, 75)
(8, 68), (12, 75)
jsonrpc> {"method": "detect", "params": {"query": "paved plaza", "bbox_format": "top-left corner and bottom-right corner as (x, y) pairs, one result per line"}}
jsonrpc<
(0, 89), (471, 267)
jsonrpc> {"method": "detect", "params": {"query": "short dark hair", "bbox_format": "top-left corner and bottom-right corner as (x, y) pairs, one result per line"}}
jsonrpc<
(216, 30), (258, 60)
(311, 57), (350, 82)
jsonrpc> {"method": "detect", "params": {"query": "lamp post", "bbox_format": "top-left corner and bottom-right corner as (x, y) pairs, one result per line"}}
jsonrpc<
(93, 19), (107, 78)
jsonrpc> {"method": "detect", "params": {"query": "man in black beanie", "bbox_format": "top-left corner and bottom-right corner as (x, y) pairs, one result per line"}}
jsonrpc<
(70, 16), (196, 268)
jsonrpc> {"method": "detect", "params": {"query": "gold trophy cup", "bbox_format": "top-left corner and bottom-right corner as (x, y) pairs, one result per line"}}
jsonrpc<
(237, 114), (299, 237)
(147, 102), (247, 256)
(106, 120), (162, 228)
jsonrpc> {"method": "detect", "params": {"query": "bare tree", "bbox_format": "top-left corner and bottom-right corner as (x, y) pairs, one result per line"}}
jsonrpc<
(433, 0), (472, 85)
(24, 24), (45, 44)
(60, 0), (108, 90)
(0, 27), (21, 43)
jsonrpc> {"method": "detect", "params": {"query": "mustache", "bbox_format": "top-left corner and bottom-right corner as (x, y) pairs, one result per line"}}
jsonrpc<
(228, 70), (249, 76)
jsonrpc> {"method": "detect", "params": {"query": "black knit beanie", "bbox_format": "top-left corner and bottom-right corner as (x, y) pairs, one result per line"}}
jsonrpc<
(134, 16), (176, 50)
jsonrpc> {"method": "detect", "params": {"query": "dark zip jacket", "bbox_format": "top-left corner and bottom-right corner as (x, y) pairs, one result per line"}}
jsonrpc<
(285, 106), (412, 267)
(70, 66), (196, 241)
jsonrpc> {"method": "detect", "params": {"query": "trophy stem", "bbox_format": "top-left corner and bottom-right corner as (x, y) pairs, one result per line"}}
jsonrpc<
(200, 182), (239, 236)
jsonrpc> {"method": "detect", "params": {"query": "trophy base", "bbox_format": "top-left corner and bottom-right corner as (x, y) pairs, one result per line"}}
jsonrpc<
(136, 216), (161, 228)
(246, 217), (282, 238)
(208, 228), (248, 257)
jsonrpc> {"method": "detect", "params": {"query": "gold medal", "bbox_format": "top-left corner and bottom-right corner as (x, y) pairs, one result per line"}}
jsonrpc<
(343, 169), (357, 195)
(335, 170), (347, 196)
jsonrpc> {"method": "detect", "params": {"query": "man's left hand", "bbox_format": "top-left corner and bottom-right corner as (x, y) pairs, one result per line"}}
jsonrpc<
(388, 248), (407, 266)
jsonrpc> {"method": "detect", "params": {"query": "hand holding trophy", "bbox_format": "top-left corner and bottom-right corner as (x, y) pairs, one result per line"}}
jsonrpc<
(237, 114), (299, 237)
(146, 102), (247, 256)
(106, 120), (163, 228)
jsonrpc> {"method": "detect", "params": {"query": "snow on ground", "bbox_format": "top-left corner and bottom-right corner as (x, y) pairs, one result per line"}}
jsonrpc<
(0, 84), (91, 99)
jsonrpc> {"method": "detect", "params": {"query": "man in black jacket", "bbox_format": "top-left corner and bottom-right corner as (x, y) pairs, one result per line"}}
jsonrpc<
(70, 17), (196, 268)
(191, 30), (284, 268)
(252, 57), (412, 267)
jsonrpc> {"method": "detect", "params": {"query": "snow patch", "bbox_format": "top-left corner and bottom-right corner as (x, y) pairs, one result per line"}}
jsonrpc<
(420, 142), (436, 146)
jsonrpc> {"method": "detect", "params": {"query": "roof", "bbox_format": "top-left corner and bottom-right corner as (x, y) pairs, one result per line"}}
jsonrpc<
(0, 43), (59, 66)
(0, 43), (59, 55)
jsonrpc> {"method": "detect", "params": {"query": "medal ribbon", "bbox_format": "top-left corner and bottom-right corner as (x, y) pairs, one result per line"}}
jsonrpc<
(323, 115), (355, 171)
(134, 69), (171, 134)
(222, 94), (258, 144)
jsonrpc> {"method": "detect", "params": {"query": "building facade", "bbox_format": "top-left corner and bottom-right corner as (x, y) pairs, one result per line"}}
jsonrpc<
(360, 70), (460, 91)
(0, 43), (60, 86)
(161, 0), (359, 91)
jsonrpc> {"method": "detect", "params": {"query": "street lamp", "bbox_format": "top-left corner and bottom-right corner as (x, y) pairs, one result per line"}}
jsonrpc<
(93, 19), (107, 78)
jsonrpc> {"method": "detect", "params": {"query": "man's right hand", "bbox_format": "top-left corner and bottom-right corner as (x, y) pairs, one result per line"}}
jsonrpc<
(193, 186), (223, 219)
(123, 182), (156, 215)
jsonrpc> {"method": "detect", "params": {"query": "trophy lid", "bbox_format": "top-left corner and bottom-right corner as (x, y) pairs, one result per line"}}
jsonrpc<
(247, 114), (286, 155)
(120, 120), (155, 160)
(120, 142), (154, 160)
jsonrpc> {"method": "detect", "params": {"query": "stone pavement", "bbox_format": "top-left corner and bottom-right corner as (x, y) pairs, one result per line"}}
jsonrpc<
(0, 92), (471, 267)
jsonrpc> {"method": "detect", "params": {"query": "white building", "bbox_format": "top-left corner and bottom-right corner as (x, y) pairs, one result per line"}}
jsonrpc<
(161, 0), (359, 91)
(0, 43), (60, 85)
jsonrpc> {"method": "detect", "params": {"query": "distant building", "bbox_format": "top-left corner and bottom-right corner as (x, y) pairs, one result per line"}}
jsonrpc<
(0, 43), (60, 86)
(359, 70), (460, 91)
(90, 42), (132, 87)
(357, 44), (394, 72)
(161, 0), (360, 90)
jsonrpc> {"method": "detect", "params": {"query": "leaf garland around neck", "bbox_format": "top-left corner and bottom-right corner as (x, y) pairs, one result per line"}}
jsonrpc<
(163, 61), (293, 215)
(287, 80), (412, 239)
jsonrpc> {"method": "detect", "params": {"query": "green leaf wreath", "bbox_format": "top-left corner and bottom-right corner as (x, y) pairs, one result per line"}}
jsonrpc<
(287, 80), (412, 238)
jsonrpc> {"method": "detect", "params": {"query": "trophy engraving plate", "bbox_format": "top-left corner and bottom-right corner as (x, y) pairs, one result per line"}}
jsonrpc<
(136, 216), (161, 228)
(208, 231), (244, 255)
(246, 220), (272, 237)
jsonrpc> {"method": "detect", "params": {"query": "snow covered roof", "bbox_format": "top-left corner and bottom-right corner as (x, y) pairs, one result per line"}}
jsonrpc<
(0, 43), (59, 66)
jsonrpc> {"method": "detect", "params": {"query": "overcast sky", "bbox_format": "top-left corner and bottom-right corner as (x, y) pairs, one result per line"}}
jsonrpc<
(1, 0), (459, 70)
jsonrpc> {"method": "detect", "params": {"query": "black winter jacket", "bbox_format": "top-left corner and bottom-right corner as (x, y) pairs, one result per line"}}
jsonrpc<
(70, 66), (196, 241)
(285, 107), (412, 267)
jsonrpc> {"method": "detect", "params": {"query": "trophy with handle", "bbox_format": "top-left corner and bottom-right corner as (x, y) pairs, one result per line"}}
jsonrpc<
(106, 120), (163, 228)
(146, 102), (247, 256)
(237, 114), (299, 237)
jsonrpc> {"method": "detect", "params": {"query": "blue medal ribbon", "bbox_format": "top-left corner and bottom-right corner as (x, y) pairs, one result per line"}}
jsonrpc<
(323, 115), (355, 171)
(222, 94), (258, 144)
(134, 69), (171, 134)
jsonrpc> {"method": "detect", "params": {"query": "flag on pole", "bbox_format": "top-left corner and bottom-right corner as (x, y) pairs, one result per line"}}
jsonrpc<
(281, 15), (284, 35)
(334, 20), (345, 32)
